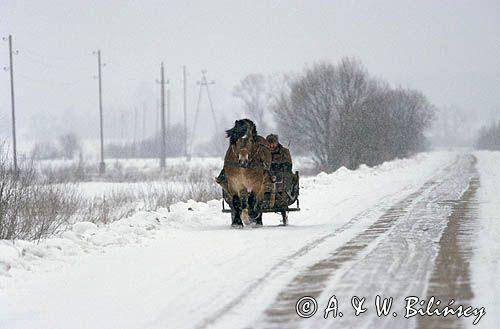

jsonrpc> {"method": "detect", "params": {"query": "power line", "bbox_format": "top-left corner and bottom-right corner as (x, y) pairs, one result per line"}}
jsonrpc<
(20, 50), (90, 72)
(23, 49), (89, 63)
(17, 73), (85, 86)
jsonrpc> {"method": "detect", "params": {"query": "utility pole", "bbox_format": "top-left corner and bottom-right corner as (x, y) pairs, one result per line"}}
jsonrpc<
(95, 50), (106, 174)
(156, 98), (160, 133)
(120, 111), (126, 142)
(133, 106), (138, 157)
(5, 35), (18, 174)
(142, 102), (147, 140)
(182, 65), (188, 159)
(157, 63), (169, 170)
(167, 88), (171, 131)
(191, 70), (217, 152)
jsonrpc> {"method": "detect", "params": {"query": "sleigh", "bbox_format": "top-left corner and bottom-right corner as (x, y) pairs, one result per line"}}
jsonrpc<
(222, 169), (300, 225)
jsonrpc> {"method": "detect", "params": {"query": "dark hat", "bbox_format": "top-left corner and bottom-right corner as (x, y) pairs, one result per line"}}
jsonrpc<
(266, 134), (278, 144)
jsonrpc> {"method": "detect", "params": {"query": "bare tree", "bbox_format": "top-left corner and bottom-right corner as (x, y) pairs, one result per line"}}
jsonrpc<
(384, 88), (435, 157)
(475, 121), (500, 150)
(271, 58), (435, 172)
(273, 63), (338, 171)
(233, 74), (270, 131)
(59, 133), (81, 159)
(272, 59), (375, 171)
(31, 141), (62, 160)
(334, 58), (377, 168)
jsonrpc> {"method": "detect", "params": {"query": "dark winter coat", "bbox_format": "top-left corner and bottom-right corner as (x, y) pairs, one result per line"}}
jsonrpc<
(270, 144), (292, 172)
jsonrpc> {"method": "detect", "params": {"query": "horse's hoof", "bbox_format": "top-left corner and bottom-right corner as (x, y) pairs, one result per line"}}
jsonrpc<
(251, 222), (263, 228)
(231, 224), (244, 229)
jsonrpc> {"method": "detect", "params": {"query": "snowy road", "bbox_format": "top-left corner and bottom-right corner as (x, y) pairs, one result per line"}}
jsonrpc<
(0, 151), (498, 329)
(259, 155), (478, 329)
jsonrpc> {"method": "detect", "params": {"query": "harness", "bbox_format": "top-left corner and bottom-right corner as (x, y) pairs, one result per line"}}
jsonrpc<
(225, 144), (270, 170)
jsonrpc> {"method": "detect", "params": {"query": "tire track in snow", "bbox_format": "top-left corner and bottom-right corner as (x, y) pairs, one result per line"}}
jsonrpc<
(257, 154), (475, 329)
(258, 181), (436, 328)
(418, 157), (480, 329)
(195, 193), (398, 329)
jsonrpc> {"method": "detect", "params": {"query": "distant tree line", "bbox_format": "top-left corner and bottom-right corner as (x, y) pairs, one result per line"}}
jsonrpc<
(32, 133), (81, 160)
(234, 58), (435, 173)
(475, 122), (500, 150)
(106, 124), (186, 158)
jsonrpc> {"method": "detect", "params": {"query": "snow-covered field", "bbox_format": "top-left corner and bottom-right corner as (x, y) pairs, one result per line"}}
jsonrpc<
(39, 155), (315, 197)
(0, 151), (498, 329)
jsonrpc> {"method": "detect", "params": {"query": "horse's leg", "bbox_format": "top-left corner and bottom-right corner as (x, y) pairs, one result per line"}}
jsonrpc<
(231, 210), (243, 228)
(281, 211), (288, 226)
(254, 209), (263, 226)
(248, 192), (263, 226)
(248, 192), (257, 222)
(231, 195), (243, 228)
(239, 190), (251, 225)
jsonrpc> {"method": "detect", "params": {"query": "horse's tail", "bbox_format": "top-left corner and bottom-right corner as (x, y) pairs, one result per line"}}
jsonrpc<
(239, 190), (251, 225)
(241, 209), (250, 224)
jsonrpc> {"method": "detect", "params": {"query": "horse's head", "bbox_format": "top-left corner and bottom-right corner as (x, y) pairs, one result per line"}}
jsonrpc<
(226, 119), (257, 167)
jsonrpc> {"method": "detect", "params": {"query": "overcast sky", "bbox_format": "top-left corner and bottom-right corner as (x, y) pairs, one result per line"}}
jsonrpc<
(1, 0), (499, 146)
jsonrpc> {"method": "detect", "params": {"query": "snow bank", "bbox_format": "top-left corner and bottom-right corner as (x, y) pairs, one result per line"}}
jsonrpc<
(471, 151), (500, 329)
(0, 211), (164, 279)
(302, 153), (428, 188)
(0, 198), (225, 280)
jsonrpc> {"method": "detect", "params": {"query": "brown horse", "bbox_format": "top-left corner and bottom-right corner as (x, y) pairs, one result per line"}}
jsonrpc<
(222, 119), (271, 227)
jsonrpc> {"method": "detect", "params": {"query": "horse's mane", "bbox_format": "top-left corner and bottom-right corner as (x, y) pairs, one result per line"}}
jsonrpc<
(226, 119), (257, 145)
